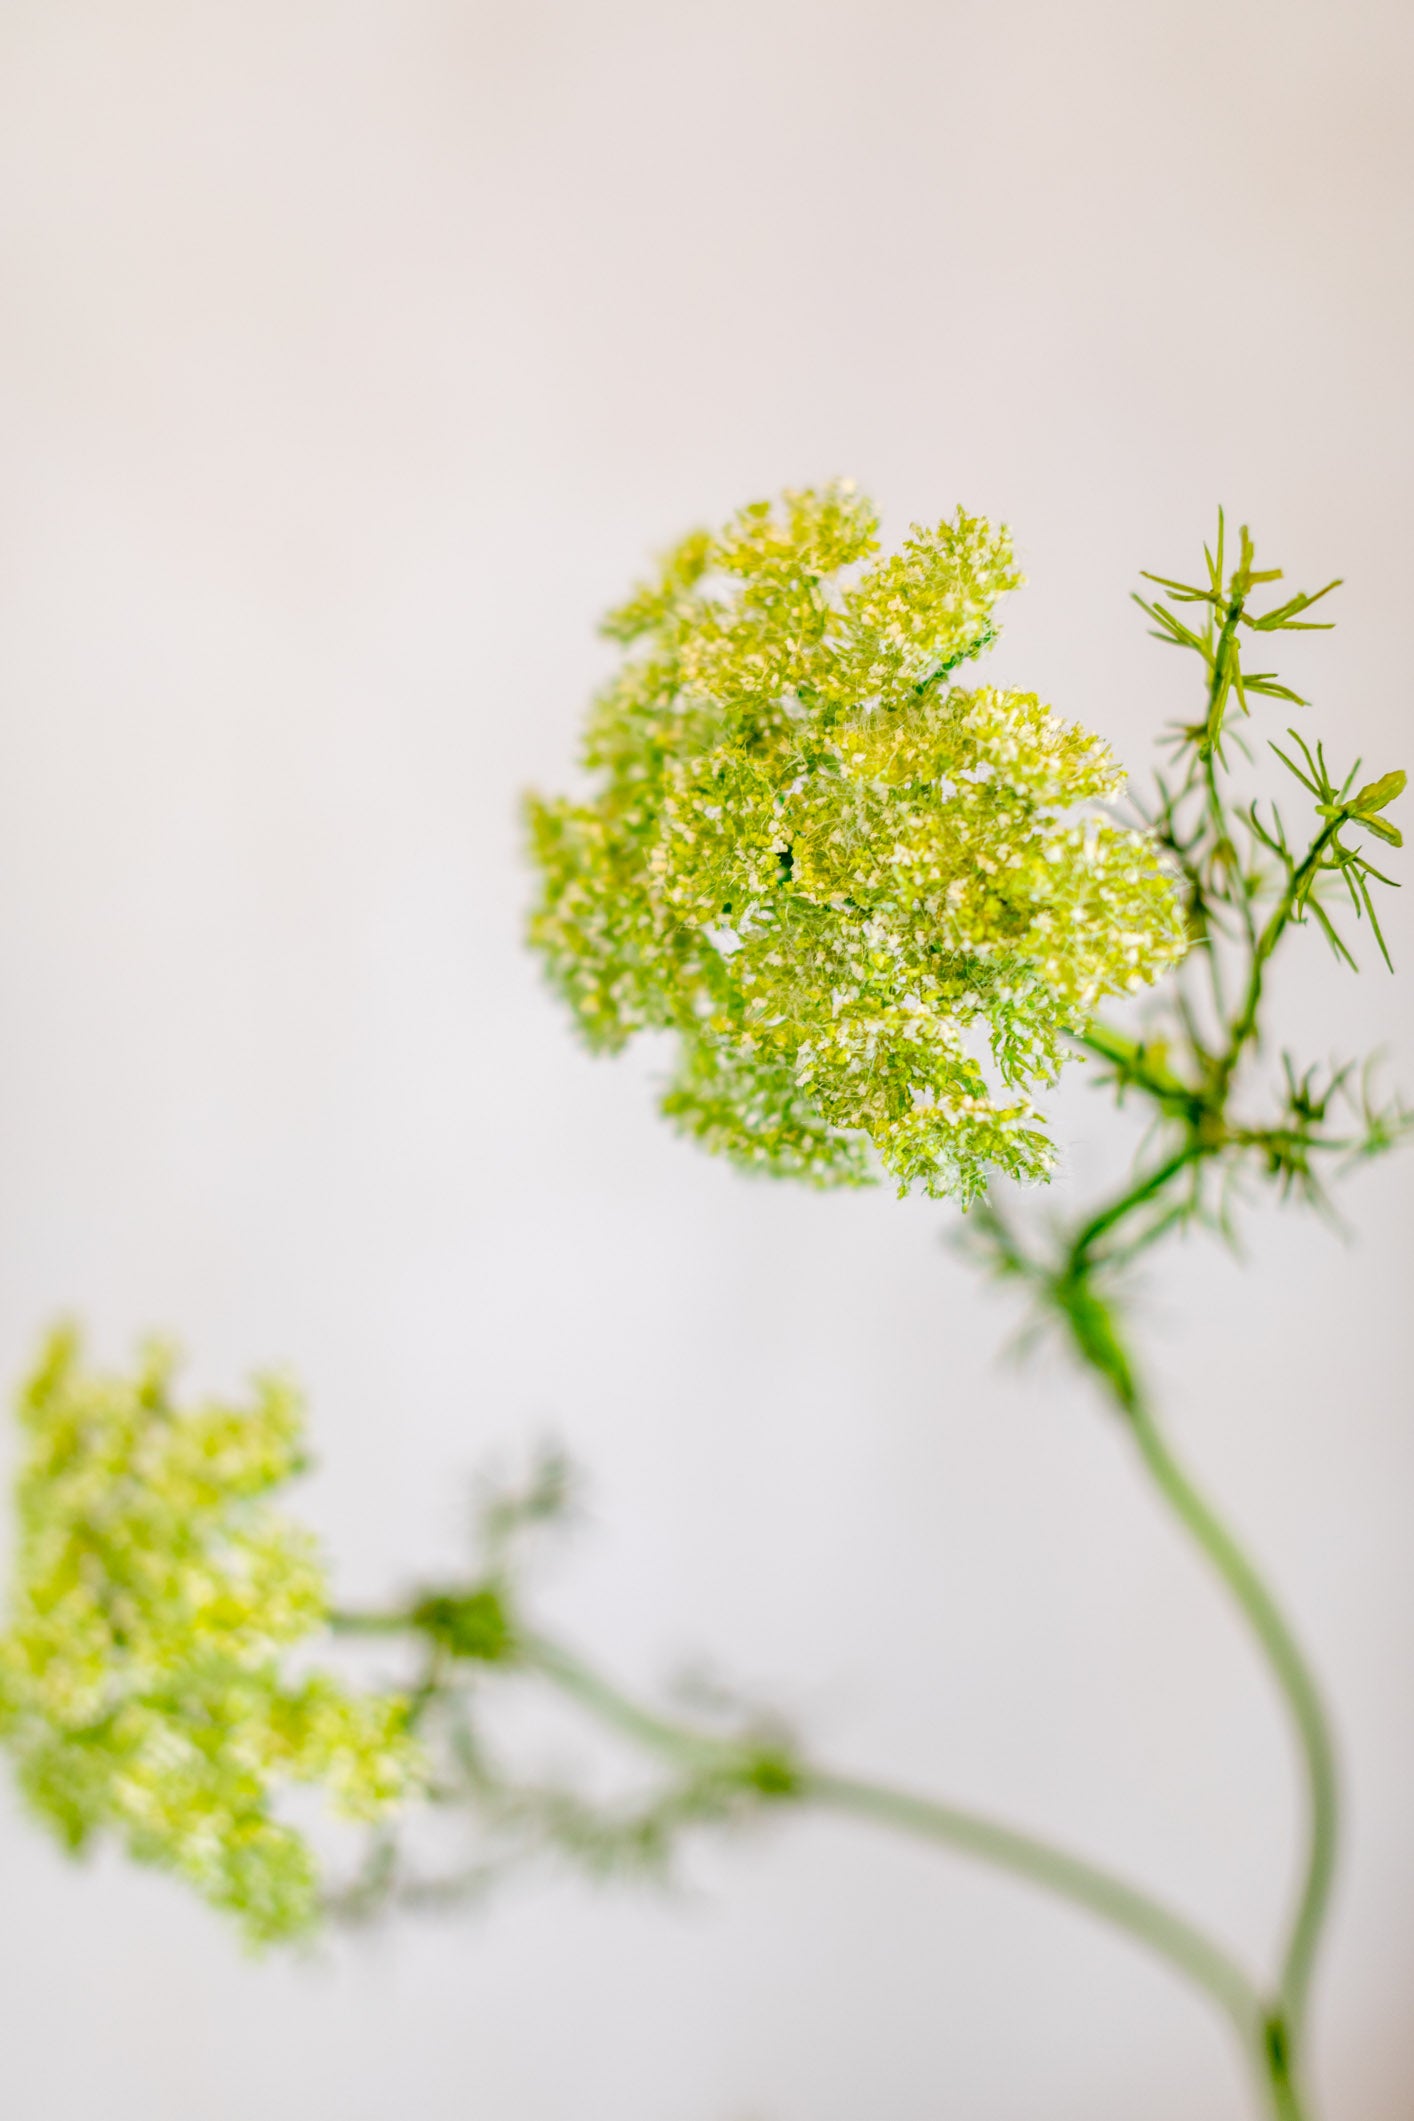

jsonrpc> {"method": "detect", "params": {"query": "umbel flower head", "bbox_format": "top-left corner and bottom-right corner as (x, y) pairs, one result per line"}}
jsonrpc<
(0, 1329), (417, 1944)
(528, 483), (1187, 1202)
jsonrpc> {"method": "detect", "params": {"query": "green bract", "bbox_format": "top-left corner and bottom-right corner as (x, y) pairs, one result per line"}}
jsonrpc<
(528, 483), (1187, 1201)
(0, 1329), (418, 1944)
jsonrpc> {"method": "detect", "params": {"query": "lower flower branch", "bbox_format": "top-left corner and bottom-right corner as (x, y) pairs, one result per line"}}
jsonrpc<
(533, 1634), (1320, 2115)
(332, 1609), (1267, 2087)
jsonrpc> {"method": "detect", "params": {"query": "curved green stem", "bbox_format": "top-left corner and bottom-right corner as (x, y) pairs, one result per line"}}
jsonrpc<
(1120, 1395), (1339, 2038)
(1044, 1133), (1338, 2114)
(803, 1769), (1259, 2042)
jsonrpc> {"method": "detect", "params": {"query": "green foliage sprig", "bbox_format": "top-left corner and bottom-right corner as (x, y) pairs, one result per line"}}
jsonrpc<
(975, 512), (1408, 1367)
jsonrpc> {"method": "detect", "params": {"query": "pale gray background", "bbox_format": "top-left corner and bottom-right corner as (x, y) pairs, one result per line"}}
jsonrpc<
(0, 4), (1410, 2117)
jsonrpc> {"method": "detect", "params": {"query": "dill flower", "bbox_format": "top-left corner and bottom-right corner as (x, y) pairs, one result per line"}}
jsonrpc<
(0, 1328), (417, 1944)
(527, 483), (1187, 1202)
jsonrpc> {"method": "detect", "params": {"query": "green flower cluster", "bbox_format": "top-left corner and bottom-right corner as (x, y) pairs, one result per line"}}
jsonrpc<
(528, 484), (1187, 1201)
(0, 1329), (417, 1944)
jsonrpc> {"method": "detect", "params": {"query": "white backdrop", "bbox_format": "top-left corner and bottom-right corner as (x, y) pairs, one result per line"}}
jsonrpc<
(0, 5), (1410, 2117)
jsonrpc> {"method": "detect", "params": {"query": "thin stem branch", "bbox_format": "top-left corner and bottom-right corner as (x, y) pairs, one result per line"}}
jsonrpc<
(1218, 822), (1340, 1094)
(520, 1633), (733, 1769)
(330, 1607), (413, 1636)
(1066, 1143), (1202, 1273)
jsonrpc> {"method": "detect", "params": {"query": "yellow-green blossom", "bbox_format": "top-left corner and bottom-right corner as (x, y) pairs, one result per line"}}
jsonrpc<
(0, 1328), (417, 1944)
(528, 483), (1187, 1202)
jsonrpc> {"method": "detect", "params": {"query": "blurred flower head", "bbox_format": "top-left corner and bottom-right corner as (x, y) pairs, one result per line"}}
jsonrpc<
(0, 1328), (417, 1944)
